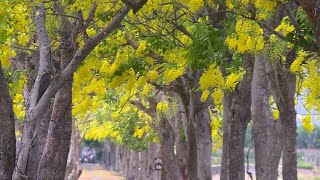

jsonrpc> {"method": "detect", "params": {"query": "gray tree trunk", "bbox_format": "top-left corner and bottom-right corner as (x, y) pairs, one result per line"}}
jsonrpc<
(266, 50), (297, 180)
(0, 62), (16, 180)
(176, 77), (200, 180)
(147, 143), (161, 180)
(64, 121), (83, 180)
(175, 105), (187, 180)
(137, 150), (148, 180)
(36, 10), (74, 178)
(36, 68), (73, 180)
(177, 73), (213, 180)
(263, 121), (284, 180)
(220, 92), (232, 180)
(251, 55), (275, 179)
(158, 118), (179, 180)
(26, 107), (51, 180)
(194, 104), (212, 180)
(127, 151), (139, 180)
(226, 55), (254, 180)
(13, 4), (52, 179)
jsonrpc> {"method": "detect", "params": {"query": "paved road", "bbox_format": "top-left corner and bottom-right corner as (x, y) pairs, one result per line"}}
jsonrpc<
(79, 164), (124, 180)
(79, 163), (318, 180)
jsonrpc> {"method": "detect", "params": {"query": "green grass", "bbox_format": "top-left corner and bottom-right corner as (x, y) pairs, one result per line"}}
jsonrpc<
(297, 161), (314, 169)
(298, 175), (320, 180)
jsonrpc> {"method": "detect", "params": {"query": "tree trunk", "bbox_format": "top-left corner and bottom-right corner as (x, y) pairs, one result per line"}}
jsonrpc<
(263, 121), (284, 180)
(115, 145), (124, 173)
(158, 118), (179, 180)
(64, 121), (82, 180)
(185, 114), (198, 180)
(278, 88), (297, 180)
(36, 74), (72, 179)
(176, 78), (199, 180)
(175, 106), (187, 180)
(13, 4), (52, 179)
(127, 151), (140, 180)
(25, 107), (51, 180)
(266, 50), (297, 180)
(0, 62), (16, 180)
(251, 55), (275, 179)
(37, 12), (74, 178)
(125, 148), (131, 177)
(194, 105), (212, 180)
(226, 55), (253, 180)
(176, 73), (213, 180)
(220, 92), (232, 180)
(137, 150), (147, 180)
(147, 142), (161, 180)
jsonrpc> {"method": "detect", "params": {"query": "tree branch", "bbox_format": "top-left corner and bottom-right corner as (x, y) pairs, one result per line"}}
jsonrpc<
(121, 0), (148, 14)
(283, 3), (301, 33)
(84, 3), (97, 29)
(31, 5), (134, 120)
(29, 3), (52, 108)
(130, 99), (153, 116)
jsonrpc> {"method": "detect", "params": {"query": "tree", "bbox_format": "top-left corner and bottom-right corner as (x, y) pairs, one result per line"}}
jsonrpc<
(3, 1), (148, 179)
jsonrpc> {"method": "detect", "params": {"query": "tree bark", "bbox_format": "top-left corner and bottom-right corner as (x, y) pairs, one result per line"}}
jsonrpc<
(37, 8), (74, 178)
(194, 103), (212, 180)
(13, 4), (52, 179)
(0, 62), (16, 180)
(175, 105), (187, 180)
(176, 73), (213, 180)
(158, 118), (180, 180)
(26, 108), (51, 180)
(137, 150), (148, 180)
(147, 142), (161, 180)
(176, 77), (199, 180)
(266, 50), (297, 180)
(220, 92), (232, 180)
(127, 151), (139, 180)
(263, 121), (284, 180)
(36, 20), (74, 179)
(36, 73), (73, 179)
(226, 55), (254, 180)
(64, 121), (83, 180)
(251, 55), (275, 179)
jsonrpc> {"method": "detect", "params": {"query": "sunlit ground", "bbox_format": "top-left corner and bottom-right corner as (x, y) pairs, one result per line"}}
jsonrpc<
(79, 164), (124, 180)
(79, 163), (319, 180)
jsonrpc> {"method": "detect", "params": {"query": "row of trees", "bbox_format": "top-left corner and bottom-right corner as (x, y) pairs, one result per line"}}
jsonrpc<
(0, 0), (319, 180)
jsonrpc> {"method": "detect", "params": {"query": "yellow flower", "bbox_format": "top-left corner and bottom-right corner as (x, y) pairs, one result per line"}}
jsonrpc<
(225, 71), (245, 91)
(13, 93), (24, 104)
(290, 50), (306, 73)
(212, 89), (223, 106)
(126, 77), (136, 91)
(163, 68), (184, 84)
(199, 64), (224, 90)
(201, 90), (211, 102)
(136, 41), (147, 56)
(273, 109), (279, 120)
(302, 115), (314, 133)
(156, 101), (169, 113)
(275, 17), (295, 36)
(226, 0), (234, 9)
(147, 70), (158, 81)
(226, 18), (264, 53)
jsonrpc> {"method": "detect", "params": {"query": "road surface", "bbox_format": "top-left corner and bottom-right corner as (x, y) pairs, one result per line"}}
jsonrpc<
(79, 164), (124, 180)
